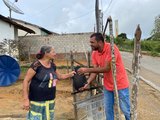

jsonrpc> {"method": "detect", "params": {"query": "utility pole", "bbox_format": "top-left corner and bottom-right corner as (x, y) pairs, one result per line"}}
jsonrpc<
(95, 0), (103, 33)
(115, 20), (119, 37)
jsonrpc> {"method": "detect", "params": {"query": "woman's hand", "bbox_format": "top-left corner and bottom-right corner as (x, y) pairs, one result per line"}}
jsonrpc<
(69, 71), (76, 77)
(23, 98), (30, 111)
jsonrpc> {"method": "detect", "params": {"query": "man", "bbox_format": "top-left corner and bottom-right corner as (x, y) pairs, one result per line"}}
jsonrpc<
(77, 33), (130, 120)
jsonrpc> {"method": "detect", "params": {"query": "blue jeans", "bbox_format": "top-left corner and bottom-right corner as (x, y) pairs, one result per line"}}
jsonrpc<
(103, 88), (130, 120)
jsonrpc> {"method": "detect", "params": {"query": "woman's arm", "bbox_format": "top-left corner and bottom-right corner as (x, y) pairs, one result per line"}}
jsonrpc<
(22, 68), (36, 110)
(56, 71), (75, 80)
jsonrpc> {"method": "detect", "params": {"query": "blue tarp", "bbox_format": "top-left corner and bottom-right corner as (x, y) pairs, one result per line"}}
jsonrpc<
(0, 55), (20, 86)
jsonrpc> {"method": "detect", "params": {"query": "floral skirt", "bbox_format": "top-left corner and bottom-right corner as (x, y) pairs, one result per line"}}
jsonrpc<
(27, 100), (55, 120)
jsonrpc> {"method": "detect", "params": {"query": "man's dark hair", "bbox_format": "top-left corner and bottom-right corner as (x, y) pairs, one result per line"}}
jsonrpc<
(90, 33), (104, 42)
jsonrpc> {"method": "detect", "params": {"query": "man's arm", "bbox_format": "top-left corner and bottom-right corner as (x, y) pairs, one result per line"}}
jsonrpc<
(79, 64), (97, 90)
(79, 64), (100, 90)
(86, 73), (97, 85)
(78, 61), (111, 74)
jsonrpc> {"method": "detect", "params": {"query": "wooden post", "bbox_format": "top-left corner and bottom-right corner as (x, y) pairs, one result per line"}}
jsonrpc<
(131, 25), (142, 120)
(87, 51), (93, 96)
(108, 16), (121, 120)
(70, 51), (78, 120)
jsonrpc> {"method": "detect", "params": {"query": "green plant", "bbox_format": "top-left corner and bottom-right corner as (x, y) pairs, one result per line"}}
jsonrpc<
(154, 43), (160, 53)
(150, 51), (159, 56)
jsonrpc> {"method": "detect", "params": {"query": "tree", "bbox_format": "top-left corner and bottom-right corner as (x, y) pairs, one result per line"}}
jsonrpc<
(117, 33), (128, 39)
(151, 15), (160, 41)
(0, 39), (19, 58)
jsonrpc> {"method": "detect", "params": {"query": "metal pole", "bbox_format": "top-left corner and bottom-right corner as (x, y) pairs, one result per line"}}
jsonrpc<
(9, 9), (11, 19)
(131, 25), (142, 120)
(95, 0), (100, 33)
(103, 18), (109, 36)
(95, 0), (103, 33)
(108, 16), (121, 120)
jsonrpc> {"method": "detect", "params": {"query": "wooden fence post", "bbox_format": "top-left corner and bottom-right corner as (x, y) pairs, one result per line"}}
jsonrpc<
(108, 16), (121, 120)
(131, 24), (142, 120)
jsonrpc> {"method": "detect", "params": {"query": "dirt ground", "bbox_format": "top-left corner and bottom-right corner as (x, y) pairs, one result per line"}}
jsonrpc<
(0, 75), (75, 120)
(0, 60), (160, 120)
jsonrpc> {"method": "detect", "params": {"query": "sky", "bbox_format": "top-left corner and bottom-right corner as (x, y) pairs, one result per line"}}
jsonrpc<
(0, 0), (160, 39)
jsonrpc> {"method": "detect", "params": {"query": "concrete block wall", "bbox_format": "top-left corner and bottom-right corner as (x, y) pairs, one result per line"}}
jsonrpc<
(19, 32), (93, 61)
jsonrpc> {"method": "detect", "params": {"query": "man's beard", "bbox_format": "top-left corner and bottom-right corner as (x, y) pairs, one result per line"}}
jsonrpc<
(91, 46), (98, 51)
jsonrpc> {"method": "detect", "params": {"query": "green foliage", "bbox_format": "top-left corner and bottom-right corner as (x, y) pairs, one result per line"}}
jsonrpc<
(152, 33), (160, 41)
(150, 51), (159, 57)
(123, 40), (134, 50)
(114, 37), (134, 51)
(141, 41), (153, 51)
(105, 34), (134, 51)
(116, 39), (160, 56)
(105, 32), (160, 56)
(141, 41), (160, 53)
(115, 37), (127, 48)
(154, 43), (160, 52)
(151, 15), (160, 41)
(20, 65), (29, 73)
(105, 35), (110, 42)
(117, 33), (128, 39)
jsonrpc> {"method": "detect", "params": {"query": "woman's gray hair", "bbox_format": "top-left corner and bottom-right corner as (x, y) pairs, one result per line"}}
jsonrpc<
(36, 46), (52, 59)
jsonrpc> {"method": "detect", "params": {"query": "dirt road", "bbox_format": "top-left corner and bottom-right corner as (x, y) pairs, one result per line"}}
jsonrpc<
(121, 51), (160, 87)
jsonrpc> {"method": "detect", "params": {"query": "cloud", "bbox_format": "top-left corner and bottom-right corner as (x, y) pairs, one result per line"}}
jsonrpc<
(47, 1), (95, 33)
(103, 0), (160, 39)
(0, 0), (160, 39)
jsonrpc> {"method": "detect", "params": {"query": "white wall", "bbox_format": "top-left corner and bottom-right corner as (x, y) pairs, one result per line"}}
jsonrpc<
(0, 20), (15, 42)
(15, 21), (41, 36)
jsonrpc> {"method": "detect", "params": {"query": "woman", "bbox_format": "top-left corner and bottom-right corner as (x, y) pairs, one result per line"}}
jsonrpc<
(23, 46), (75, 120)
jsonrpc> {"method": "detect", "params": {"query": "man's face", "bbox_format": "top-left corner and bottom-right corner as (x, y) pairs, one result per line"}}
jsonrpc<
(90, 36), (99, 51)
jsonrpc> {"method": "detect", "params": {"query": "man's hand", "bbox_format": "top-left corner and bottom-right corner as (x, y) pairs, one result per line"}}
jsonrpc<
(79, 81), (89, 91)
(77, 68), (88, 75)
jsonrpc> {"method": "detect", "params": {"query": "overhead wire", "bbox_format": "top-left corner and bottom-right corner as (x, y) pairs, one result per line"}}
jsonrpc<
(49, 9), (95, 26)
(24, 0), (95, 28)
(103, 0), (113, 17)
(25, 0), (59, 18)
(101, 0), (103, 11)
(20, 0), (97, 32)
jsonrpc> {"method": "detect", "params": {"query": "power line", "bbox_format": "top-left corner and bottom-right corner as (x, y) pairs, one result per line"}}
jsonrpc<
(49, 9), (95, 26)
(103, 0), (113, 14)
(100, 0), (103, 11)
(26, 0), (59, 18)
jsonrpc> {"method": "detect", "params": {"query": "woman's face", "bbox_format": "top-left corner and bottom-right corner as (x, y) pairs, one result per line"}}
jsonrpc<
(46, 48), (56, 59)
